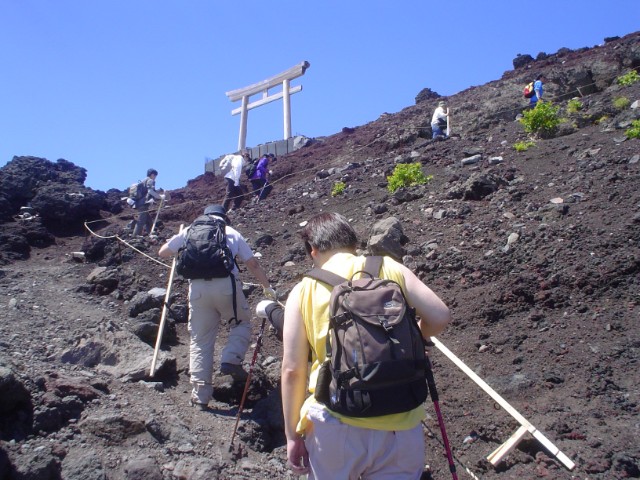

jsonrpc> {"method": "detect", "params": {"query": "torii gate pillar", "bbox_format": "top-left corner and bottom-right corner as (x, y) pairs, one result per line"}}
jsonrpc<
(225, 61), (310, 152)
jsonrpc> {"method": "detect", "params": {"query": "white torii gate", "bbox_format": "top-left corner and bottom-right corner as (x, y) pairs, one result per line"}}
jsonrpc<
(225, 61), (310, 151)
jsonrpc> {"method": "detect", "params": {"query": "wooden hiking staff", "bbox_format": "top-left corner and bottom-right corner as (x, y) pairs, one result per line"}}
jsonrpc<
(149, 192), (170, 236)
(446, 108), (451, 137)
(150, 223), (183, 377)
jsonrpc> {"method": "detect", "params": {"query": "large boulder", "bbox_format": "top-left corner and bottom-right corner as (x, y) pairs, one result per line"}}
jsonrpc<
(0, 156), (110, 230)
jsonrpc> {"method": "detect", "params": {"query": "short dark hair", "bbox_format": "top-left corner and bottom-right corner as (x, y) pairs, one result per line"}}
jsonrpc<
(147, 168), (158, 177)
(300, 212), (358, 253)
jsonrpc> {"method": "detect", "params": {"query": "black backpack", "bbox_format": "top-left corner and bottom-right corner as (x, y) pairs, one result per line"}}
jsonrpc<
(176, 215), (235, 280)
(245, 158), (259, 179)
(306, 256), (429, 417)
(176, 215), (240, 322)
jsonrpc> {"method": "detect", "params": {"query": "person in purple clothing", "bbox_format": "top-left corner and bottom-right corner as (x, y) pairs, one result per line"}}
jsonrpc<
(249, 153), (274, 202)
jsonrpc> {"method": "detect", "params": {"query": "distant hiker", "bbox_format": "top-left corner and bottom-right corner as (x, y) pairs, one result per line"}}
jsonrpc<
(431, 100), (449, 138)
(133, 168), (164, 237)
(249, 153), (274, 202)
(281, 212), (450, 478)
(158, 204), (277, 411)
(529, 74), (546, 108)
(222, 154), (246, 212)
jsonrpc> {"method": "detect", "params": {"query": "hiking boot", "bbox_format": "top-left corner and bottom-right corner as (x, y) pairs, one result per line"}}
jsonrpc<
(220, 363), (248, 382)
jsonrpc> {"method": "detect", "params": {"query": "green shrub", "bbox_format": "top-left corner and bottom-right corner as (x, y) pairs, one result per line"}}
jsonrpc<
(626, 119), (640, 139)
(595, 115), (609, 125)
(513, 141), (536, 152)
(387, 163), (433, 193)
(519, 102), (561, 137)
(567, 98), (583, 113)
(331, 181), (346, 197)
(616, 70), (640, 86)
(613, 96), (630, 110)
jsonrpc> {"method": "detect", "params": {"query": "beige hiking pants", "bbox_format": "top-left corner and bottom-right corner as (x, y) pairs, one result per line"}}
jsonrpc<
(188, 276), (251, 404)
(304, 404), (425, 479)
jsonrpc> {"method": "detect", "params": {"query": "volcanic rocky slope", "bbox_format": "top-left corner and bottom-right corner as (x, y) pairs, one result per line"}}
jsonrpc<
(0, 32), (639, 479)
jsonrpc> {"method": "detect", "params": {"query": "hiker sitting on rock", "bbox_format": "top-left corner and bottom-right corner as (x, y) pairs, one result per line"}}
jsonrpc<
(280, 212), (450, 478)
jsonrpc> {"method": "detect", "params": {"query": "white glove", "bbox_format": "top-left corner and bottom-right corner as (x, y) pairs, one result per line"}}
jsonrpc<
(159, 194), (166, 200)
(263, 286), (277, 301)
(256, 300), (276, 319)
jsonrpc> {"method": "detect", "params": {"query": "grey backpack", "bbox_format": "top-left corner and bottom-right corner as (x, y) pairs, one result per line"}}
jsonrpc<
(306, 256), (429, 417)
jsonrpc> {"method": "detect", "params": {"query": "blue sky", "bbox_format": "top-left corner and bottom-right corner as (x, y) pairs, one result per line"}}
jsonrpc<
(1, 1), (638, 192)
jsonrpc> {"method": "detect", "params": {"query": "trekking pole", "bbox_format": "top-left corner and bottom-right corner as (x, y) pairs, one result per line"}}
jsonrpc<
(231, 316), (267, 446)
(425, 345), (458, 480)
(149, 196), (164, 236)
(256, 181), (268, 202)
(420, 421), (480, 480)
(149, 224), (183, 377)
(446, 108), (451, 137)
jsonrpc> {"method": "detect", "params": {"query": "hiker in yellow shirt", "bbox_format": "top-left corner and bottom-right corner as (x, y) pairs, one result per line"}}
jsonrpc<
(281, 212), (450, 479)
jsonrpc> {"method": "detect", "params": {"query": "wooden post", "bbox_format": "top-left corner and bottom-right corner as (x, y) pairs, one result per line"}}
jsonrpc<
(150, 224), (183, 377)
(431, 337), (575, 471)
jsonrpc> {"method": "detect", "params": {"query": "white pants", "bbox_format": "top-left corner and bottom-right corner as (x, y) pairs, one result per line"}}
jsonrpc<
(304, 405), (425, 479)
(188, 277), (251, 403)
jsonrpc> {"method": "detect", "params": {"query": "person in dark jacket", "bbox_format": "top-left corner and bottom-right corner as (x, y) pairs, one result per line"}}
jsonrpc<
(249, 154), (274, 202)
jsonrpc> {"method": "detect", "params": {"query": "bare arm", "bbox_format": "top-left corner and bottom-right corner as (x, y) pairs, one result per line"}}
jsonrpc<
(398, 263), (451, 338)
(244, 257), (270, 289)
(281, 284), (311, 474)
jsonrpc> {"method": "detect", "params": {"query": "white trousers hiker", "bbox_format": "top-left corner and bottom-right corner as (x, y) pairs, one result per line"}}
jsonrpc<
(188, 276), (252, 404)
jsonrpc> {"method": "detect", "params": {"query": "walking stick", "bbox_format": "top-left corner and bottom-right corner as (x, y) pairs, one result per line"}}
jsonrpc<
(446, 108), (451, 137)
(231, 316), (267, 445)
(149, 224), (183, 377)
(149, 196), (164, 236)
(425, 349), (458, 480)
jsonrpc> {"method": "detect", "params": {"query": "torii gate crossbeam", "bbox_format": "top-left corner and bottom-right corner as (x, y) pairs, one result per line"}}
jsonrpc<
(225, 61), (310, 152)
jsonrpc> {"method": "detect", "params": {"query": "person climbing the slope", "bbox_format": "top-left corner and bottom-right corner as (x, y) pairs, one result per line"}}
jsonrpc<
(431, 100), (449, 139)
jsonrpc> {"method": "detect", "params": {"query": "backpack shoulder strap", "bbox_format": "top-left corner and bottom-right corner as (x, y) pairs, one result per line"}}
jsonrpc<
(305, 267), (347, 287)
(363, 256), (383, 278)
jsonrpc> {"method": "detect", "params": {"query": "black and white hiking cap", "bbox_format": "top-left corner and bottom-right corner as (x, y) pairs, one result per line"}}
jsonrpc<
(204, 204), (229, 222)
